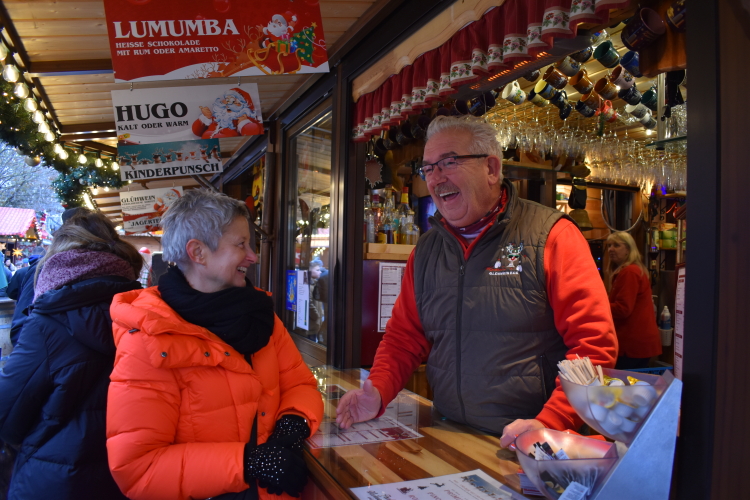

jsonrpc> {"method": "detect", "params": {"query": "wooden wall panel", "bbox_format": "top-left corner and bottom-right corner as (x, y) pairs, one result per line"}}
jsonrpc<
(712, 1), (750, 497)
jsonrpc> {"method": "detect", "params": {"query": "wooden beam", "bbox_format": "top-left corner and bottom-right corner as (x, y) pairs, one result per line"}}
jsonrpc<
(66, 140), (117, 155)
(0, 3), (33, 72)
(31, 76), (62, 131)
(29, 59), (113, 77)
(60, 122), (117, 134)
(59, 131), (116, 142)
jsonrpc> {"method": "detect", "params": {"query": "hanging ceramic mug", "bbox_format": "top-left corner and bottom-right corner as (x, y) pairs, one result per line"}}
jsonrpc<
(543, 65), (569, 90)
(593, 41), (620, 68)
(618, 84), (643, 106)
(550, 89), (569, 110)
(556, 56), (581, 78)
(534, 79), (557, 100)
(621, 7), (667, 52)
(600, 100), (618, 123)
(450, 99), (470, 115)
(501, 81), (526, 105)
(570, 68), (594, 95)
(640, 112), (657, 129)
(620, 51), (643, 78)
(559, 102), (573, 120)
(581, 90), (603, 111)
(570, 46), (594, 63)
(528, 89), (550, 108)
(469, 92), (496, 116)
(575, 100), (596, 118)
(594, 76), (619, 100)
(523, 69), (541, 82)
(640, 88), (658, 111)
(625, 102), (649, 119)
(610, 65), (635, 90)
(666, 0), (686, 31)
(589, 30), (610, 47)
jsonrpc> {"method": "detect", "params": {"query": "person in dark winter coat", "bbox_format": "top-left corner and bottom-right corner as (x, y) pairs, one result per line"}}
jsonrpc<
(6, 253), (44, 346)
(0, 211), (142, 500)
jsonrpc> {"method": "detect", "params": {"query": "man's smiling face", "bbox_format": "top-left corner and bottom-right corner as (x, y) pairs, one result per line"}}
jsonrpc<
(423, 129), (502, 227)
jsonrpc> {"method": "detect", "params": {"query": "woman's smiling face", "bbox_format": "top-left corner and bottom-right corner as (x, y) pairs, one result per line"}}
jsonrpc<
(200, 217), (257, 292)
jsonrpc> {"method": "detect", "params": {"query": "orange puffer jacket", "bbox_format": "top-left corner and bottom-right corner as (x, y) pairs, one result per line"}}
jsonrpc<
(106, 287), (323, 500)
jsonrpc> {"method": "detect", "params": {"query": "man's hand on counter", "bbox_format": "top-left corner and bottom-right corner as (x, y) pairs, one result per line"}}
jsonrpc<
(335, 379), (382, 429)
(500, 419), (545, 448)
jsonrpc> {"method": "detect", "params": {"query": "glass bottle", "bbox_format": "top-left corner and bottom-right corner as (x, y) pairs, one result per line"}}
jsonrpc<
(380, 208), (394, 244)
(364, 195), (375, 244)
(402, 210), (421, 245)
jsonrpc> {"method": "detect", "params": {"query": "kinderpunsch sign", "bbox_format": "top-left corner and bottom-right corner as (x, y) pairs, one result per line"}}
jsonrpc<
(102, 0), (329, 82)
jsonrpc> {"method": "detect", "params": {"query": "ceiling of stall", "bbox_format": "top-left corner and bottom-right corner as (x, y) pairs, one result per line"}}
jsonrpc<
(0, 0), (381, 223)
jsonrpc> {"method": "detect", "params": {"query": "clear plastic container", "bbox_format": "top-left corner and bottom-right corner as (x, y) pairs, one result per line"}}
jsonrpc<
(514, 429), (618, 500)
(560, 368), (668, 444)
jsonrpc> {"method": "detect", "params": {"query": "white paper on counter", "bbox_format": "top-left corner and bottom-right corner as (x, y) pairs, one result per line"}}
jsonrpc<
(674, 266), (686, 380)
(351, 468), (528, 500)
(307, 416), (422, 449)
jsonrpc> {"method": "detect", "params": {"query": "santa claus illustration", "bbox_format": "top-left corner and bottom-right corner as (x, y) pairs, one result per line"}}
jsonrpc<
(258, 12), (297, 50)
(192, 87), (263, 139)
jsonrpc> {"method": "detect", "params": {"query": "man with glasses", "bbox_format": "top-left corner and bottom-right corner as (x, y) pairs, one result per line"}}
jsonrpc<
(337, 116), (618, 447)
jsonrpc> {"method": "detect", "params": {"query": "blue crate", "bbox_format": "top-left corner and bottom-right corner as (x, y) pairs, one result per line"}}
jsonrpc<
(628, 366), (673, 376)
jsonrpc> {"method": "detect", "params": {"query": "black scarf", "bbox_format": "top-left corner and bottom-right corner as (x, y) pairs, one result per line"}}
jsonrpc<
(158, 266), (274, 356)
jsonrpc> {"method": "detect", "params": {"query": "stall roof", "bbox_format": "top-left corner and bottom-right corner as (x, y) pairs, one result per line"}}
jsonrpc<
(0, 207), (37, 237)
(0, 0), (383, 224)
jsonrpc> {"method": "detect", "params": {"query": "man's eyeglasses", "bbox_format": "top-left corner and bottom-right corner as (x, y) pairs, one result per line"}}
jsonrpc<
(417, 155), (489, 180)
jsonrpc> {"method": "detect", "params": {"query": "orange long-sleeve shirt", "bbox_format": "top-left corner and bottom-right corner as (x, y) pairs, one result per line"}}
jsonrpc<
(368, 214), (618, 432)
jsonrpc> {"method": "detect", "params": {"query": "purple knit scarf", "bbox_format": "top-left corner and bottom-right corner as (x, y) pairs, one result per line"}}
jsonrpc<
(34, 249), (136, 302)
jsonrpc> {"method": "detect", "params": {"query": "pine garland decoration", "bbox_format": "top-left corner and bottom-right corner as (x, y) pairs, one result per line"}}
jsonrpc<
(0, 79), (122, 207)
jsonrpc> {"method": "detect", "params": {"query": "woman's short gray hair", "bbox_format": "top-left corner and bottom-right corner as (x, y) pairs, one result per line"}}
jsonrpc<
(426, 116), (504, 160)
(161, 189), (249, 267)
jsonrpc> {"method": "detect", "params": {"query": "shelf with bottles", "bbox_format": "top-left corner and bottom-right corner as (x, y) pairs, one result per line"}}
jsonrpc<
(364, 243), (416, 261)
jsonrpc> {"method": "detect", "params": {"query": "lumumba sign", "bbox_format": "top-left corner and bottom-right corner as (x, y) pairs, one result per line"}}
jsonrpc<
(118, 139), (222, 181)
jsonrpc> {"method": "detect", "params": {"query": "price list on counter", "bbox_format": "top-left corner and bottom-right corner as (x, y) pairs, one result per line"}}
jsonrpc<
(674, 265), (686, 380)
(378, 263), (407, 332)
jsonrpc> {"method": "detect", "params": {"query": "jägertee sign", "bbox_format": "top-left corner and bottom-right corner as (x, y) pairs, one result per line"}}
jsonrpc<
(118, 139), (222, 181)
(120, 186), (183, 234)
(111, 84), (263, 145)
(102, 0), (329, 82)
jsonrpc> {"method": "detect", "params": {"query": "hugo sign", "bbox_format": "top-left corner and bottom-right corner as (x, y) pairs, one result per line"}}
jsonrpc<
(111, 83), (263, 145)
(103, 0), (329, 82)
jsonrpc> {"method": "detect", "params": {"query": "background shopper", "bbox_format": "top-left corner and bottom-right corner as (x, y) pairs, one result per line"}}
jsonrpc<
(0, 211), (142, 499)
(604, 231), (661, 369)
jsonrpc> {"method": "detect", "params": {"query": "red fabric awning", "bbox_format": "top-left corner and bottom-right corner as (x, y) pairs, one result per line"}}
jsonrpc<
(352, 0), (630, 142)
(0, 207), (37, 237)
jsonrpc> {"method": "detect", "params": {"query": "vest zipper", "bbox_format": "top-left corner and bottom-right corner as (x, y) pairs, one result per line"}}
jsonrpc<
(456, 264), (466, 423)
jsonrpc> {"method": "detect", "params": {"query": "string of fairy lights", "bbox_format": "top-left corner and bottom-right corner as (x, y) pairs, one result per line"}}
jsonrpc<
(0, 27), (126, 208)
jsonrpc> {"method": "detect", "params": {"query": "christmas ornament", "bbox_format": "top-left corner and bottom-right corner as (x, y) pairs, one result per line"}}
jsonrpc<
(25, 155), (41, 166)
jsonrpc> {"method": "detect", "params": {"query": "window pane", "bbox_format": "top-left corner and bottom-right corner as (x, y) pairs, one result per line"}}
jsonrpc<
(285, 112), (331, 345)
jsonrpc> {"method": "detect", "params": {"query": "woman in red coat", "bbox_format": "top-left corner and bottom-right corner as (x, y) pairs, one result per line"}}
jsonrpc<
(106, 189), (323, 500)
(604, 231), (662, 369)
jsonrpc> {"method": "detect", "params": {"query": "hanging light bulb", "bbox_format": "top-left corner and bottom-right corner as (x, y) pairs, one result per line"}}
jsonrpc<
(94, 157), (103, 168)
(78, 152), (88, 164)
(103, 186), (109, 192)
(32, 109), (44, 124)
(38, 121), (50, 134)
(23, 97), (37, 112)
(58, 149), (69, 160)
(0, 44), (7, 61)
(111, 161), (120, 171)
(44, 131), (55, 142)
(13, 82), (29, 99)
(91, 186), (99, 195)
(646, 129), (653, 136)
(2, 64), (20, 83)
(53, 143), (63, 154)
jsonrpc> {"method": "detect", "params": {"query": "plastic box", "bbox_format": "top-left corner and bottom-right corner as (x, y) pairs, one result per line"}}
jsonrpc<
(560, 368), (668, 444)
(514, 429), (618, 500)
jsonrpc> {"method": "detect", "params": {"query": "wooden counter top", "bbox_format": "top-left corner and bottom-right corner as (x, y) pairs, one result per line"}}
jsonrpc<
(303, 367), (524, 500)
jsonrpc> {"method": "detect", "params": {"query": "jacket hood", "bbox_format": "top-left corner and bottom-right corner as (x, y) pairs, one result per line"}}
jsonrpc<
(32, 276), (142, 355)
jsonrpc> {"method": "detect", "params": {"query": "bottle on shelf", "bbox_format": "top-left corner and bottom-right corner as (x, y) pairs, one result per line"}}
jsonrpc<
(400, 210), (421, 245)
(364, 195), (376, 244)
(371, 193), (383, 233)
(379, 205), (394, 244)
(659, 306), (672, 330)
(396, 187), (411, 240)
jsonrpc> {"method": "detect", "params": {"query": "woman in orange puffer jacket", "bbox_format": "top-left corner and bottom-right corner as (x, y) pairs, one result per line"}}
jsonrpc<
(106, 190), (323, 500)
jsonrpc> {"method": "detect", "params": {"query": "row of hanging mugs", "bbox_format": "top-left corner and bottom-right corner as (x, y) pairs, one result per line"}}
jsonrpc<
(499, 41), (658, 129)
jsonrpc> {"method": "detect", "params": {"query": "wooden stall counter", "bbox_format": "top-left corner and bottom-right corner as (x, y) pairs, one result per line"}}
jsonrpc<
(303, 367), (523, 500)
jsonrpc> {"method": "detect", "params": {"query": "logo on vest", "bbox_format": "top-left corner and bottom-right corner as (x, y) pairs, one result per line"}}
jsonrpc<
(487, 242), (524, 275)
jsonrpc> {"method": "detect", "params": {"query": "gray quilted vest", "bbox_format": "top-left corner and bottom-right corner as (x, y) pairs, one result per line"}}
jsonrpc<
(413, 180), (569, 434)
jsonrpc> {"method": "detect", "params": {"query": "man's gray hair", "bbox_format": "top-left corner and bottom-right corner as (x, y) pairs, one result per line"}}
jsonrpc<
(161, 189), (250, 267)
(426, 116), (504, 161)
